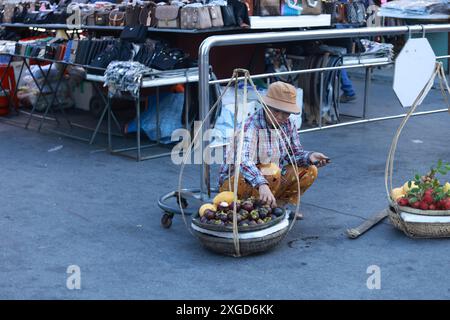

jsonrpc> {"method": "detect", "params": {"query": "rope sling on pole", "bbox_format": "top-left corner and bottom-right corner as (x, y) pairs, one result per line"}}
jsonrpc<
(177, 69), (303, 256)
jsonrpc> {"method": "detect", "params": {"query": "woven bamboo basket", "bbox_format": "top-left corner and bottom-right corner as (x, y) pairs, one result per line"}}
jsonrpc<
(191, 225), (289, 256)
(386, 62), (450, 239)
(388, 204), (450, 238)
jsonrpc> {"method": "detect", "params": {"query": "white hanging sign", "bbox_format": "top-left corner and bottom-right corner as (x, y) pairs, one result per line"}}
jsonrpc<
(393, 38), (436, 108)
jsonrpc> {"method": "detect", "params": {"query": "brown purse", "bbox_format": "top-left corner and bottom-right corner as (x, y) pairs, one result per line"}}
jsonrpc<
(109, 8), (125, 26)
(208, 5), (224, 28)
(139, 1), (157, 27)
(301, 0), (322, 15)
(180, 6), (212, 30)
(81, 8), (96, 26)
(155, 5), (181, 29)
(95, 9), (110, 26)
(126, 4), (141, 26)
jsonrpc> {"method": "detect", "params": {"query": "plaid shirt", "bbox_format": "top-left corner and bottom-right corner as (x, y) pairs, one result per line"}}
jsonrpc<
(219, 108), (312, 188)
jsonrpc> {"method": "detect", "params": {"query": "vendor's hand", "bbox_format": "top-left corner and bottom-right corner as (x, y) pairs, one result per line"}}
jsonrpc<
(309, 152), (330, 167)
(259, 184), (277, 208)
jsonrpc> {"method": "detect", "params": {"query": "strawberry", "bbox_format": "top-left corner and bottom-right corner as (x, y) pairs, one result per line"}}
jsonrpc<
(397, 198), (409, 207)
(422, 194), (434, 205)
(419, 202), (429, 210)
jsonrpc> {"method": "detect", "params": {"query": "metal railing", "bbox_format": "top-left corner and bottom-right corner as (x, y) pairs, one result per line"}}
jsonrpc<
(197, 24), (450, 198)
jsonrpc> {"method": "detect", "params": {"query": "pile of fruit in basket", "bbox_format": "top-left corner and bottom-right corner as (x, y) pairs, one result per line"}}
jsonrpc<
(390, 160), (450, 211)
(198, 191), (285, 227)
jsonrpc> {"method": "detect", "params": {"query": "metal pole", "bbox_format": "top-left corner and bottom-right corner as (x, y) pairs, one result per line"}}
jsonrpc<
(319, 71), (324, 128)
(363, 67), (372, 119)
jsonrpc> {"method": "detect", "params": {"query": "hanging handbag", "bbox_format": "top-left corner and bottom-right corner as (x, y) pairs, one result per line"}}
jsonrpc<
(220, 5), (237, 26)
(109, 9), (125, 26)
(139, 1), (158, 27)
(120, 25), (148, 43)
(301, 0), (322, 15)
(126, 4), (141, 26)
(208, 5), (224, 28)
(155, 5), (181, 29)
(255, 0), (281, 16)
(180, 6), (212, 30)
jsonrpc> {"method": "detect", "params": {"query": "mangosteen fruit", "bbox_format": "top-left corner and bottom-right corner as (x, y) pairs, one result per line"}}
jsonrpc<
(241, 200), (254, 212)
(272, 207), (284, 217)
(206, 210), (216, 220)
(218, 202), (229, 212)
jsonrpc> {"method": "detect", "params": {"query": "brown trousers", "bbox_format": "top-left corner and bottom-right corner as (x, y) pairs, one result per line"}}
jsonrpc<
(219, 163), (318, 205)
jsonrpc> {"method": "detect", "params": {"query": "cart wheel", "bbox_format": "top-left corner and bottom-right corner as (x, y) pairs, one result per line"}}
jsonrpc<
(161, 212), (173, 229)
(176, 196), (188, 209)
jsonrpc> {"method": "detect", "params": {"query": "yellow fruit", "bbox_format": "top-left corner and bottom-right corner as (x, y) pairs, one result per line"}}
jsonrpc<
(199, 203), (217, 217)
(259, 163), (281, 176)
(213, 191), (236, 206)
(391, 187), (406, 201)
(444, 182), (450, 193)
(403, 181), (418, 193)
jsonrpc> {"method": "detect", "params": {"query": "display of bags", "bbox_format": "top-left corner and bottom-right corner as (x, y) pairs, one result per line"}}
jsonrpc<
(155, 5), (181, 28)
(208, 5), (224, 28)
(255, 0), (281, 16)
(301, 0), (322, 15)
(109, 8), (125, 26)
(139, 1), (157, 27)
(180, 6), (212, 30)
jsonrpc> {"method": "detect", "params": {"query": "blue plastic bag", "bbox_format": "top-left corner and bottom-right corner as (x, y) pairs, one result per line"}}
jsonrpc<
(126, 92), (184, 144)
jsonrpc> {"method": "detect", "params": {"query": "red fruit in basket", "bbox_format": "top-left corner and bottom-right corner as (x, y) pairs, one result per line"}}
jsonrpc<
(444, 199), (450, 210)
(411, 201), (421, 209)
(424, 188), (434, 196)
(419, 202), (429, 210)
(429, 204), (437, 210)
(423, 194), (434, 205)
(397, 197), (409, 207)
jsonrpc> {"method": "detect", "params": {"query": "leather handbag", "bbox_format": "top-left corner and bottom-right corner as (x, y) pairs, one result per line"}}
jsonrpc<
(255, 0), (281, 16)
(95, 9), (110, 26)
(220, 5), (237, 26)
(109, 9), (125, 26)
(81, 8), (95, 25)
(126, 4), (141, 26)
(155, 5), (180, 29)
(244, 0), (254, 16)
(180, 6), (212, 30)
(36, 10), (54, 24)
(12, 4), (29, 23)
(208, 5), (224, 28)
(120, 25), (148, 43)
(3, 4), (16, 23)
(301, 0), (322, 15)
(139, 1), (157, 27)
